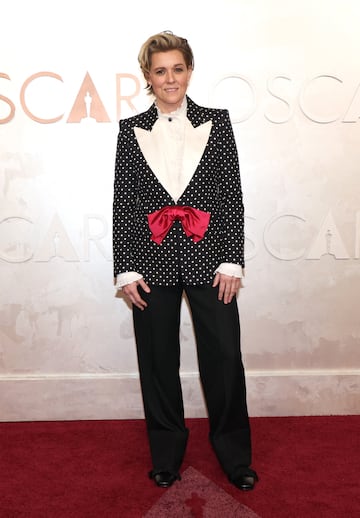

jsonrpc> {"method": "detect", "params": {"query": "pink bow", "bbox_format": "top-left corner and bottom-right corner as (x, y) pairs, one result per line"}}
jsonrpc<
(147, 205), (211, 245)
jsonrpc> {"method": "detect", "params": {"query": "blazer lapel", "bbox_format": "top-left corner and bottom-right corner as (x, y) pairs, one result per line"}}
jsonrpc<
(133, 98), (212, 201)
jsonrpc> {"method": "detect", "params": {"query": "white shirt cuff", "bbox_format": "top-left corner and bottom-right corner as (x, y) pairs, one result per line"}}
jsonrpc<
(215, 263), (243, 278)
(116, 272), (143, 289)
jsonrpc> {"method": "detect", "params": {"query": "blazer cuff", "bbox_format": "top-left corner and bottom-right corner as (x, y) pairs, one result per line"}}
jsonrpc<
(116, 272), (143, 289)
(215, 263), (243, 278)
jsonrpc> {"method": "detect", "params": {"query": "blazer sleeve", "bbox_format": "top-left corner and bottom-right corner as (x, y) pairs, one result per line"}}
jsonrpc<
(217, 110), (245, 268)
(112, 120), (137, 278)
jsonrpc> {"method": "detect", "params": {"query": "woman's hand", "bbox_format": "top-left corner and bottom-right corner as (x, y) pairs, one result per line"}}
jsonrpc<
(122, 279), (151, 310)
(212, 272), (241, 304)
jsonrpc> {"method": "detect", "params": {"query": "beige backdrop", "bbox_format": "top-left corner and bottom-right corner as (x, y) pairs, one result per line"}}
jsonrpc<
(1, 0), (359, 421)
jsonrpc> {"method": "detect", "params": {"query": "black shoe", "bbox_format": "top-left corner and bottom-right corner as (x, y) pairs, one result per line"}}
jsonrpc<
(231, 473), (259, 491)
(148, 470), (181, 488)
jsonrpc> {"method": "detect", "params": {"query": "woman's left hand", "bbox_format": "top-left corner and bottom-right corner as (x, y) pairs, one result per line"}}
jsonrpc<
(212, 272), (241, 304)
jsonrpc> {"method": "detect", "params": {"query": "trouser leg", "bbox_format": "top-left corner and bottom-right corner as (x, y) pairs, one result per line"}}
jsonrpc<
(184, 284), (252, 479)
(132, 284), (188, 474)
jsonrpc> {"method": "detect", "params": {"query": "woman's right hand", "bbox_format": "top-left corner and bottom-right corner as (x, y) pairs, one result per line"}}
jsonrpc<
(122, 279), (151, 310)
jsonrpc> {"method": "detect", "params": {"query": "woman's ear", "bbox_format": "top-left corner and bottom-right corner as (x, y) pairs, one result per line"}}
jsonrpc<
(187, 67), (193, 84)
(144, 72), (151, 86)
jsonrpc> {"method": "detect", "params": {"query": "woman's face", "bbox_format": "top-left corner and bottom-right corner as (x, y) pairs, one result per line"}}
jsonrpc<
(147, 49), (192, 113)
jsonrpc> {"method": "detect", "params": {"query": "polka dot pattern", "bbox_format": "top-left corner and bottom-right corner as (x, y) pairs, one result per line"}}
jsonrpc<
(112, 97), (244, 286)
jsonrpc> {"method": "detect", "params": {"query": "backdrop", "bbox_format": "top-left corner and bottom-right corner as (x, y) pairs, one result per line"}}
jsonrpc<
(1, 0), (359, 421)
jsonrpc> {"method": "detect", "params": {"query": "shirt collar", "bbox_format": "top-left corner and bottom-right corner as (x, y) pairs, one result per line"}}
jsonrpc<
(156, 97), (187, 120)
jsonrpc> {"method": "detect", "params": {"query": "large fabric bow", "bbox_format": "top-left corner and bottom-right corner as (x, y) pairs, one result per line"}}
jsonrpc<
(147, 205), (211, 245)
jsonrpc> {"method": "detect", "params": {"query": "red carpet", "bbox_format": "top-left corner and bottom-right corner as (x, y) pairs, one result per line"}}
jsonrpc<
(1, 416), (359, 517)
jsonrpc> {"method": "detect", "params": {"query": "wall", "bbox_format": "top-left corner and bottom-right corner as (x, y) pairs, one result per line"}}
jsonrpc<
(1, 0), (359, 421)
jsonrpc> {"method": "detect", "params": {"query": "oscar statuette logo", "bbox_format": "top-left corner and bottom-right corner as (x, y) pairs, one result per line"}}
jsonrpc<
(67, 72), (110, 123)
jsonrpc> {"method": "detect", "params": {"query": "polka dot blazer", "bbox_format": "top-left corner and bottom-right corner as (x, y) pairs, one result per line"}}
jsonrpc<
(112, 96), (245, 286)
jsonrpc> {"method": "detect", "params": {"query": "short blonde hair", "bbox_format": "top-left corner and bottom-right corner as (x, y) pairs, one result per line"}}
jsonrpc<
(138, 31), (194, 94)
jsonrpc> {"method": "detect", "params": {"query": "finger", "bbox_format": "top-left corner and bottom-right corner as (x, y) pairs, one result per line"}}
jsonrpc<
(223, 282), (232, 304)
(217, 278), (226, 301)
(138, 279), (151, 293)
(212, 273), (220, 287)
(134, 299), (147, 310)
(131, 291), (147, 310)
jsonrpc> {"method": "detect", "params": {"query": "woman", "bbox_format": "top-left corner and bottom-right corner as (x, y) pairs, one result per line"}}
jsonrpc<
(112, 31), (258, 491)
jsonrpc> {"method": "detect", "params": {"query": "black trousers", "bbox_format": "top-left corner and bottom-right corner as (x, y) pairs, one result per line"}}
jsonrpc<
(132, 283), (252, 480)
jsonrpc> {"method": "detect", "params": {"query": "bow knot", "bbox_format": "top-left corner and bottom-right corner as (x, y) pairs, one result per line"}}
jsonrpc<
(147, 205), (210, 245)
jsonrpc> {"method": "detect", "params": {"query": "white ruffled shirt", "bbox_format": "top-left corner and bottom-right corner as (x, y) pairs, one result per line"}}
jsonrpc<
(116, 99), (243, 289)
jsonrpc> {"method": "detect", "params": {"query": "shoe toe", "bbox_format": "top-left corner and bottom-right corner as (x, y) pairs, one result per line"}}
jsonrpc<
(231, 474), (258, 491)
(149, 471), (180, 488)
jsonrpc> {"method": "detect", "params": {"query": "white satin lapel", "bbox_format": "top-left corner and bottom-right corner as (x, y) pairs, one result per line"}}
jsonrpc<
(134, 119), (212, 200)
(133, 126), (165, 180)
